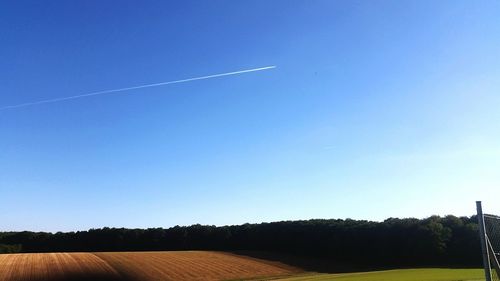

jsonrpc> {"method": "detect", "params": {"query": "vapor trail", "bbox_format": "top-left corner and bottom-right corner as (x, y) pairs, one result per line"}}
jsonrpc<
(1, 66), (276, 110)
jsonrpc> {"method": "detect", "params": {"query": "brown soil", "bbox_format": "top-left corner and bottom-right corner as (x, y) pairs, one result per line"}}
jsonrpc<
(0, 251), (302, 281)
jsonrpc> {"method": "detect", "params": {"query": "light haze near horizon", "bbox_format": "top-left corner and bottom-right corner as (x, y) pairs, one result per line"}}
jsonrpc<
(1, 1), (499, 232)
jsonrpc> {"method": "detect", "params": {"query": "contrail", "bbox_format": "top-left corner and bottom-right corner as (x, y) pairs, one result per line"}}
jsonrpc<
(1, 66), (276, 110)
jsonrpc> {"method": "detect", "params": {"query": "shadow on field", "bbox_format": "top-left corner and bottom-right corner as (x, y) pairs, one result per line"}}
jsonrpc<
(18, 272), (140, 281)
(232, 251), (384, 274)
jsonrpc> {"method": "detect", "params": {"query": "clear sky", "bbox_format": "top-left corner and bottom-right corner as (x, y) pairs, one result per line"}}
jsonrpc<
(1, 1), (499, 232)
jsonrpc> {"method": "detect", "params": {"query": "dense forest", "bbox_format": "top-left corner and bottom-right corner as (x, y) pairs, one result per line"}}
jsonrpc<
(0, 215), (481, 267)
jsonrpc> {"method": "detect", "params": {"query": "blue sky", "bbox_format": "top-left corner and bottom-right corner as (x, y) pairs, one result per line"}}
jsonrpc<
(1, 1), (499, 232)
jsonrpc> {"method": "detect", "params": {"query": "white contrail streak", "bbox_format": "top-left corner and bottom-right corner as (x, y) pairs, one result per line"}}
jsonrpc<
(1, 66), (276, 110)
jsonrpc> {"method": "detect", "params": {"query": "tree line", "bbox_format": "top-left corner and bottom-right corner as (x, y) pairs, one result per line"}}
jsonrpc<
(0, 215), (481, 267)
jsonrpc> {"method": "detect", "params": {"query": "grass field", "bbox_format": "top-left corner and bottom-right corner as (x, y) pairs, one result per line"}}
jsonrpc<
(271, 269), (484, 281)
(0, 251), (485, 281)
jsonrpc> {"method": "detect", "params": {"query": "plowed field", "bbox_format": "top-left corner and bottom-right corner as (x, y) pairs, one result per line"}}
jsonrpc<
(0, 251), (301, 281)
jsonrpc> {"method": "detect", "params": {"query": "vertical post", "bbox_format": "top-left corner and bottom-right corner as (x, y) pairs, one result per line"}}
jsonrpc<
(477, 201), (492, 281)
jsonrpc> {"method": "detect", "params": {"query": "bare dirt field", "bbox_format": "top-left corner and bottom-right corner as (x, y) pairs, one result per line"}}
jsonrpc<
(0, 251), (302, 281)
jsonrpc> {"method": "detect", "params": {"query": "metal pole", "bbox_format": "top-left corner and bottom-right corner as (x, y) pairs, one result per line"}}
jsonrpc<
(477, 201), (492, 281)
